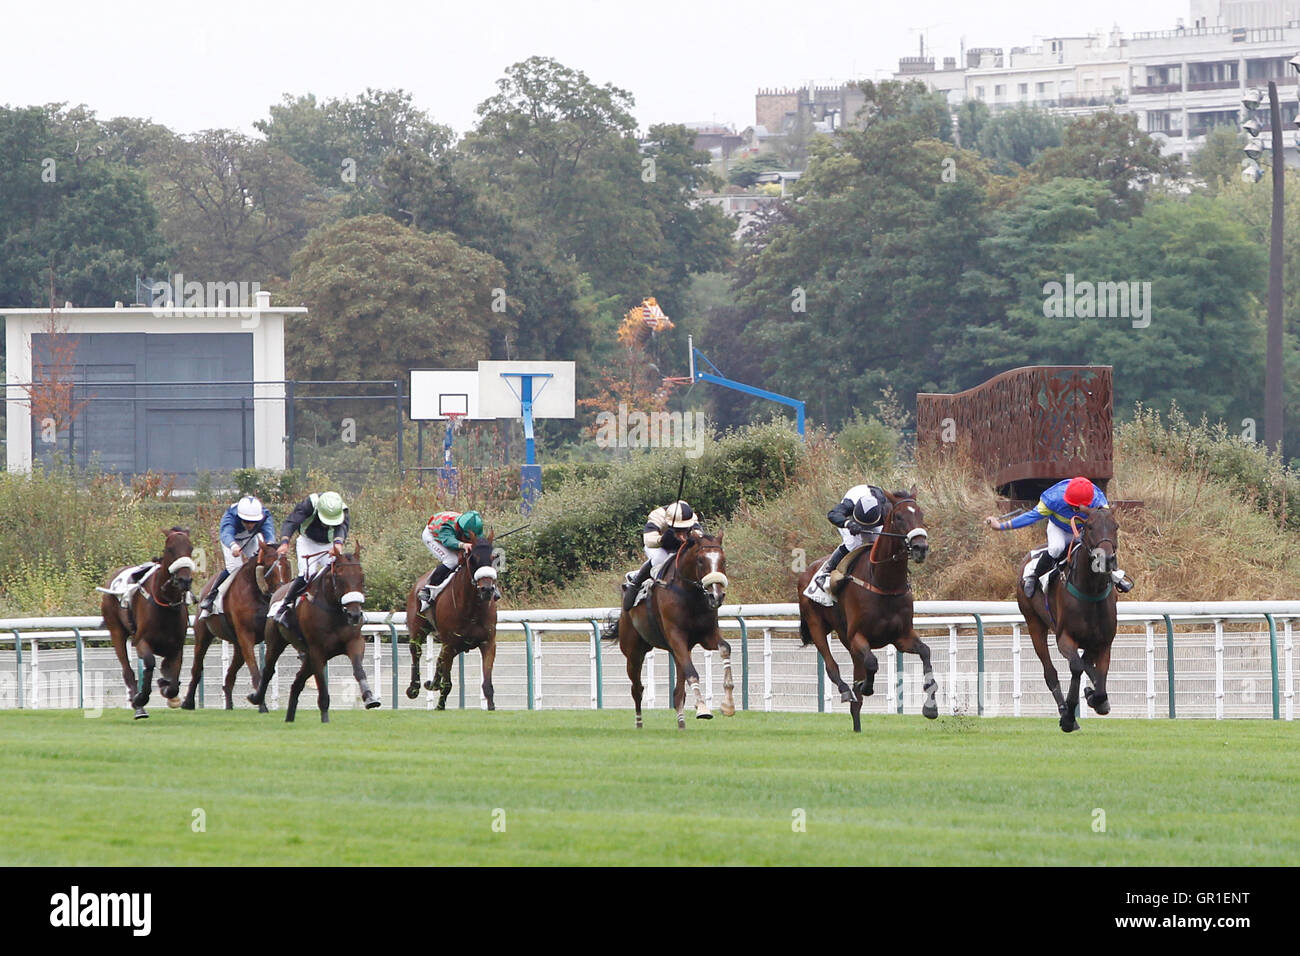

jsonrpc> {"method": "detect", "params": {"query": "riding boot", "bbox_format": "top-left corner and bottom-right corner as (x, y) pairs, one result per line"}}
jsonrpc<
(816, 544), (850, 588)
(1112, 569), (1133, 593)
(201, 568), (231, 611)
(420, 563), (454, 611)
(621, 560), (654, 614)
(274, 574), (307, 625)
(1023, 550), (1055, 597)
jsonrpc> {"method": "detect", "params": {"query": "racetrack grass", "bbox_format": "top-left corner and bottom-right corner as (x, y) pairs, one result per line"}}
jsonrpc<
(1, 710), (1296, 866)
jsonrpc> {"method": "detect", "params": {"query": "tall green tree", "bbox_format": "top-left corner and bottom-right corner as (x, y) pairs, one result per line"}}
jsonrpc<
(975, 104), (1063, 172)
(0, 105), (167, 307)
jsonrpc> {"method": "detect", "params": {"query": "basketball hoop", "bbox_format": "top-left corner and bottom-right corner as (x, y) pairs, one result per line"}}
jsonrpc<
(445, 412), (466, 433)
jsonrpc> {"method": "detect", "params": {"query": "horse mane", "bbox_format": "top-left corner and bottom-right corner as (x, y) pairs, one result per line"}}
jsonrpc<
(167, 525), (189, 535)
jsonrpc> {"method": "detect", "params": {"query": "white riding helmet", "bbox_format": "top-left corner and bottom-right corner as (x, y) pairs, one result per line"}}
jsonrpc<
(236, 496), (264, 522)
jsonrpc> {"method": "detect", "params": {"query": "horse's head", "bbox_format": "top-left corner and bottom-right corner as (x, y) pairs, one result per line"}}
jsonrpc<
(464, 531), (499, 603)
(329, 540), (366, 626)
(1073, 506), (1119, 577)
(254, 537), (292, 596)
(882, 488), (928, 563)
(160, 527), (195, 598)
(680, 530), (728, 610)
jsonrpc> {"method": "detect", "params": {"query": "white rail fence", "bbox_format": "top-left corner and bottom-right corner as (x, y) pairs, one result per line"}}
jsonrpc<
(0, 602), (1295, 720)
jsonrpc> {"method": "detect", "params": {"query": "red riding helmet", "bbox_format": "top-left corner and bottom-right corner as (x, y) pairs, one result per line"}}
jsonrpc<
(1064, 477), (1095, 508)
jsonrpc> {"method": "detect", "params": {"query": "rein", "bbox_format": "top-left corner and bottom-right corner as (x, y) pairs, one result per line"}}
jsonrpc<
(1062, 516), (1115, 604)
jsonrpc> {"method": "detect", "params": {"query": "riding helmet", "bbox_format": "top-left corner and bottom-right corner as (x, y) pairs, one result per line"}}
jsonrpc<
(1064, 477), (1095, 508)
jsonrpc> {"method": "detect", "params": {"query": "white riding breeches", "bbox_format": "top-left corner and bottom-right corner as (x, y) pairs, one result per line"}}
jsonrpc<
(645, 546), (670, 574)
(838, 527), (876, 550)
(1045, 521), (1071, 559)
(221, 543), (245, 573)
(423, 527), (460, 569)
(297, 536), (335, 579)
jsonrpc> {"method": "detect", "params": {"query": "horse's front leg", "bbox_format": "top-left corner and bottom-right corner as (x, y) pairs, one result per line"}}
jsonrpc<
(134, 643), (156, 711)
(620, 621), (647, 728)
(181, 624), (212, 709)
(1057, 633), (1084, 733)
(666, 628), (703, 727)
(434, 643), (455, 711)
(714, 635), (736, 716)
(479, 638), (497, 711)
(250, 622), (287, 712)
(896, 631), (939, 720)
(348, 637), (381, 710)
(159, 647), (183, 708)
(222, 643), (243, 710)
(803, 602), (853, 702)
(1082, 645), (1113, 716)
(406, 631), (423, 700)
(1024, 611), (1067, 718)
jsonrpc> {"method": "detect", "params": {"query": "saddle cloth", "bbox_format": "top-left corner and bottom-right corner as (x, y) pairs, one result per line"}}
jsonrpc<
(96, 563), (156, 607)
(1023, 548), (1063, 590)
(630, 576), (654, 609)
(202, 567), (243, 618)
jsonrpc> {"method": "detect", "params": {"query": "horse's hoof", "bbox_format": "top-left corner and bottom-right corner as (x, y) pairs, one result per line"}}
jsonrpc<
(404, 685), (419, 699)
(320, 713), (329, 723)
(365, 698), (382, 710)
(179, 698), (195, 711)
(258, 704), (268, 714)
(720, 702), (736, 717)
(696, 711), (713, 720)
(840, 689), (855, 702)
(436, 702), (446, 711)
(423, 680), (435, 691)
(487, 703), (496, 711)
(246, 692), (259, 704)
(131, 693), (149, 708)
(133, 709), (149, 720)
(1060, 716), (1079, 733)
(224, 701), (233, 711)
(922, 703), (938, 719)
(166, 696), (181, 709)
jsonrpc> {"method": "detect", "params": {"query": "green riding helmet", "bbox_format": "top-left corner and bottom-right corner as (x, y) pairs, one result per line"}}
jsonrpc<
(316, 491), (347, 526)
(456, 510), (484, 538)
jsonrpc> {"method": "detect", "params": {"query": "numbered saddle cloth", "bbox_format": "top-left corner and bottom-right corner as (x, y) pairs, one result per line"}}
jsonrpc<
(96, 563), (156, 607)
(1023, 548), (1062, 590)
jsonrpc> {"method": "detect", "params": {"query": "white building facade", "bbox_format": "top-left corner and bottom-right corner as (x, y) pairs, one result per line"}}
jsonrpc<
(3, 292), (302, 480)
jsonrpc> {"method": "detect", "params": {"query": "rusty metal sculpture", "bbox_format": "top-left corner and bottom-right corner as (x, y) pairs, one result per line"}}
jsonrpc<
(917, 366), (1112, 503)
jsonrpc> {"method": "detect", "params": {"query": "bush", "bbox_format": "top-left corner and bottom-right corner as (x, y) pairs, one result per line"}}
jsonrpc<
(834, 413), (899, 472)
(502, 421), (806, 595)
(1117, 405), (1300, 530)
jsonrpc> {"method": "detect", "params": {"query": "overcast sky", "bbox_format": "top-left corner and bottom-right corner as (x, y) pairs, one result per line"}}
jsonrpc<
(8, 0), (1190, 136)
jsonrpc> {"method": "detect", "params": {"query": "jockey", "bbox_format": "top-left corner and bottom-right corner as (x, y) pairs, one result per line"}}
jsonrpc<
(984, 476), (1132, 596)
(803, 484), (887, 605)
(419, 509), (488, 610)
(272, 491), (349, 625)
(199, 495), (275, 612)
(620, 500), (702, 610)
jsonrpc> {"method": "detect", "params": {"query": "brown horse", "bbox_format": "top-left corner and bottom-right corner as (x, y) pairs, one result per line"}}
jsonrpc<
(403, 532), (498, 710)
(180, 539), (292, 711)
(1018, 508), (1120, 733)
(604, 531), (736, 729)
(100, 527), (196, 719)
(249, 542), (380, 722)
(796, 489), (935, 732)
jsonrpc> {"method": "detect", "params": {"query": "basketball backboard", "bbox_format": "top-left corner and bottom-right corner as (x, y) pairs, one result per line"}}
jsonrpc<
(409, 369), (480, 421)
(477, 361), (575, 419)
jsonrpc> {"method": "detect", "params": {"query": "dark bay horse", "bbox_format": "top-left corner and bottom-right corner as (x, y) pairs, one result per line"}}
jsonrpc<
(1018, 507), (1120, 733)
(796, 489), (936, 732)
(100, 527), (196, 719)
(249, 542), (380, 722)
(403, 532), (498, 711)
(605, 531), (736, 729)
(181, 539), (291, 711)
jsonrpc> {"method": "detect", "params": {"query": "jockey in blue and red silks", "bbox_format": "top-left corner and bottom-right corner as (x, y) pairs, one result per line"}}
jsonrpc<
(985, 476), (1132, 596)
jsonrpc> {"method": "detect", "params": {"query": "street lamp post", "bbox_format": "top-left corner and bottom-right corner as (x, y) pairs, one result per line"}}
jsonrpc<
(1240, 75), (1290, 459)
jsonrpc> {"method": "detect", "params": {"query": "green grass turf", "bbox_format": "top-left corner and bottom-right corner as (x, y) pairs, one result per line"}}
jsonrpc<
(1, 708), (1296, 865)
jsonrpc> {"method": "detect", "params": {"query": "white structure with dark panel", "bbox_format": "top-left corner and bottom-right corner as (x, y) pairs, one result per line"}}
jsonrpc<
(3, 292), (303, 481)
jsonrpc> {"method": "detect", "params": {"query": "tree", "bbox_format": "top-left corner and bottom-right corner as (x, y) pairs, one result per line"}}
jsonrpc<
(1190, 125), (1246, 195)
(287, 214), (513, 385)
(0, 104), (168, 307)
(956, 99), (991, 150)
(975, 105), (1063, 171)
(256, 89), (454, 215)
(727, 153), (785, 188)
(144, 130), (330, 282)
(1031, 111), (1183, 218)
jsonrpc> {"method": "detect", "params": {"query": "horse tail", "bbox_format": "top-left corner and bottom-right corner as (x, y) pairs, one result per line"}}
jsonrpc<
(799, 614), (813, 647)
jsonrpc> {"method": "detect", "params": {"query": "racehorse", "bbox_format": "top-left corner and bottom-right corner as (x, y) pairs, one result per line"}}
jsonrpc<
(180, 539), (291, 711)
(796, 489), (935, 732)
(248, 541), (380, 722)
(100, 527), (196, 719)
(1017, 507), (1120, 733)
(403, 532), (498, 711)
(604, 531), (736, 729)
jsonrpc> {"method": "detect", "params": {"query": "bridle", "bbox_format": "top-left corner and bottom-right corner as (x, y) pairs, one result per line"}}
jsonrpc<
(1064, 514), (1116, 603)
(671, 536), (728, 599)
(145, 532), (195, 608)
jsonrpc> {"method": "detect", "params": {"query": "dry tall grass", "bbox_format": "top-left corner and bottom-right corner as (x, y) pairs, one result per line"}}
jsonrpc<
(538, 431), (1300, 608)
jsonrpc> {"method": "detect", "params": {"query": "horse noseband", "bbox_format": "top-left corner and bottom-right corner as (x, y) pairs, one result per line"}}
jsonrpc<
(339, 590), (365, 606)
(700, 571), (729, 588)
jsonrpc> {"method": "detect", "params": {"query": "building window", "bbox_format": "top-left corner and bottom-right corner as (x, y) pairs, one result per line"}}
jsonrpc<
(994, 84), (1005, 97)
(1018, 83), (1028, 97)
(975, 86), (984, 99)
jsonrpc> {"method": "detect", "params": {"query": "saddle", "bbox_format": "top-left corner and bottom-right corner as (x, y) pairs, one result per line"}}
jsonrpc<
(97, 564), (156, 634)
(826, 544), (873, 598)
(1023, 547), (1067, 593)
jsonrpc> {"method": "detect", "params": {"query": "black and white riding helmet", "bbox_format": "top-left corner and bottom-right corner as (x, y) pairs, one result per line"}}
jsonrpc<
(665, 500), (696, 528)
(852, 492), (883, 527)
